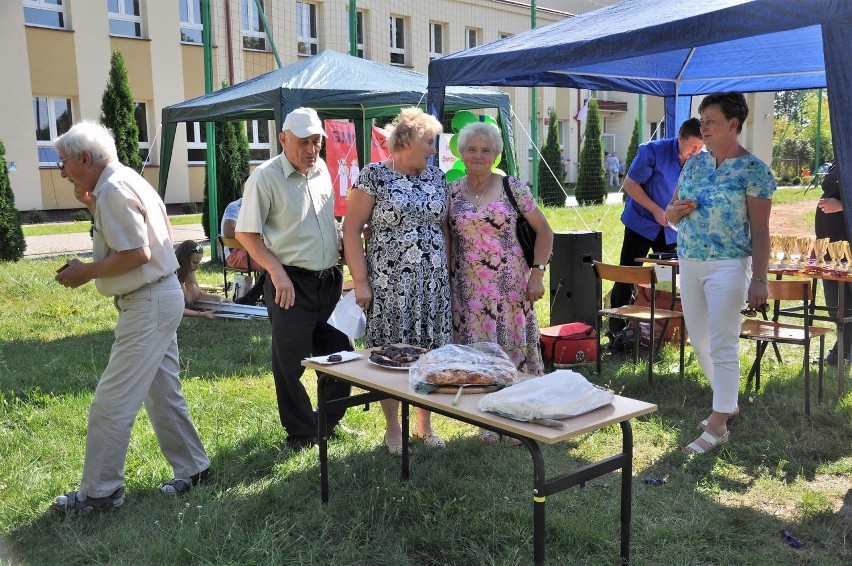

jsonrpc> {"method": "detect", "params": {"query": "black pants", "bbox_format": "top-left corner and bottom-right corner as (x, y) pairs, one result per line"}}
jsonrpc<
(265, 265), (352, 439)
(609, 225), (676, 333)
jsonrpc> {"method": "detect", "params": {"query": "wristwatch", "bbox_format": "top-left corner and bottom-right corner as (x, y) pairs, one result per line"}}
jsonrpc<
(533, 264), (547, 272)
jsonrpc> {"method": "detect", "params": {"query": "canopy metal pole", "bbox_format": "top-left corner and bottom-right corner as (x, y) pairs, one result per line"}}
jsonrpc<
(202, 0), (220, 259)
(813, 88), (822, 175)
(530, 1), (538, 199)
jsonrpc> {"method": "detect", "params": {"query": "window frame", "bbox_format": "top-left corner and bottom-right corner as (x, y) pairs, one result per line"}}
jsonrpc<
(108, 0), (144, 39)
(186, 122), (207, 164)
(347, 9), (365, 58)
(241, 0), (266, 51)
(296, 1), (319, 56)
(429, 22), (444, 61)
(23, 0), (67, 30)
(179, 0), (203, 44)
(247, 119), (271, 163)
(135, 102), (151, 164)
(389, 15), (406, 66)
(33, 95), (74, 166)
(465, 27), (480, 50)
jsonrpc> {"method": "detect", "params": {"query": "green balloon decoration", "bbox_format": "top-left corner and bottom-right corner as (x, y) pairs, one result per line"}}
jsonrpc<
(483, 115), (499, 128)
(449, 135), (460, 158)
(451, 159), (466, 172)
(451, 111), (477, 133)
(492, 168), (506, 176)
(492, 152), (502, 169)
(445, 168), (465, 182)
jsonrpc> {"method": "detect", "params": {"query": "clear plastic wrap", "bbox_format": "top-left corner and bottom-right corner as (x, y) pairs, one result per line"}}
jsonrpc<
(478, 370), (614, 426)
(409, 342), (518, 393)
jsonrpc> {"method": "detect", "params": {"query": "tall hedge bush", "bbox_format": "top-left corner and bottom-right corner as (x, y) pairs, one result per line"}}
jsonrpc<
(538, 108), (565, 207)
(574, 99), (606, 205)
(0, 139), (26, 261)
(100, 50), (142, 172)
(202, 119), (250, 239)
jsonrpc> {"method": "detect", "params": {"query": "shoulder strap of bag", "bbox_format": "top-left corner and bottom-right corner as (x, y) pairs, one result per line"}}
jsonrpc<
(502, 175), (525, 219)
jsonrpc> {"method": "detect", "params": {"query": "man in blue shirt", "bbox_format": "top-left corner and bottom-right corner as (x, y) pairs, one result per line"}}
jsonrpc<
(609, 118), (703, 335)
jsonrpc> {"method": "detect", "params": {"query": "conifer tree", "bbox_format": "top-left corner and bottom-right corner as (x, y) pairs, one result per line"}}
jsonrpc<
(100, 50), (142, 172)
(0, 139), (26, 261)
(201, 119), (250, 239)
(622, 117), (641, 201)
(574, 99), (606, 205)
(537, 108), (565, 207)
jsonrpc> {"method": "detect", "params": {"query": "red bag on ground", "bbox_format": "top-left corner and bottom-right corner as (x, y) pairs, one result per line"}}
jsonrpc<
(539, 323), (598, 366)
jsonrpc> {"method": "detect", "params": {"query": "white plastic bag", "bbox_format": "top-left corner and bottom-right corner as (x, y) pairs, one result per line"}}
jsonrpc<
(478, 370), (614, 425)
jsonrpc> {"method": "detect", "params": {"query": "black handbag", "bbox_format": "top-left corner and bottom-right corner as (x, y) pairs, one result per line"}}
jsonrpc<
(502, 175), (537, 267)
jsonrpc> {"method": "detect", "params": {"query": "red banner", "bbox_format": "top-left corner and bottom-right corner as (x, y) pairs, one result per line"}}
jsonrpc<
(371, 126), (390, 162)
(324, 121), (391, 216)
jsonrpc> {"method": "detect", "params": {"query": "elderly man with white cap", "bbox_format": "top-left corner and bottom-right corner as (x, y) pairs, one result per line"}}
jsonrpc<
(236, 107), (352, 451)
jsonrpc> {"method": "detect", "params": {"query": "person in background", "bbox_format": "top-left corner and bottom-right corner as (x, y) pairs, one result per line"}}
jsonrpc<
(343, 107), (451, 456)
(175, 239), (229, 319)
(608, 118), (703, 338)
(448, 121), (553, 445)
(221, 180), (266, 305)
(53, 121), (210, 515)
(814, 162), (851, 364)
(236, 107), (353, 452)
(605, 152), (621, 186)
(666, 92), (775, 455)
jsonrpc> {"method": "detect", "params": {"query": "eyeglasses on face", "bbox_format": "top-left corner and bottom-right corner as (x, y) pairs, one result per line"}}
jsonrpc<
(56, 155), (77, 171)
(741, 302), (770, 317)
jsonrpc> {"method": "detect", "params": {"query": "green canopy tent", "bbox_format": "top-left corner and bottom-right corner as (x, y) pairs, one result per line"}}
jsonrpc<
(158, 50), (513, 202)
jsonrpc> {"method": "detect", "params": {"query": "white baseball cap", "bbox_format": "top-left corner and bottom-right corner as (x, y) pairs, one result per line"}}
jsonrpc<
(282, 107), (326, 138)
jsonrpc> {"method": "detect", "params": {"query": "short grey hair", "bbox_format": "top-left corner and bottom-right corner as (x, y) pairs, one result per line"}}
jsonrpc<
(54, 121), (118, 164)
(386, 107), (443, 153)
(457, 121), (503, 156)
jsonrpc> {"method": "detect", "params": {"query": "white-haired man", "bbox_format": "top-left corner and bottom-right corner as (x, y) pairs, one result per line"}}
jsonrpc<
(53, 121), (210, 515)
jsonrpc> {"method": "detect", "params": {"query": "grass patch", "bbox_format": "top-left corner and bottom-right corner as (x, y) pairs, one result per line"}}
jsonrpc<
(3, 203), (851, 564)
(22, 214), (202, 237)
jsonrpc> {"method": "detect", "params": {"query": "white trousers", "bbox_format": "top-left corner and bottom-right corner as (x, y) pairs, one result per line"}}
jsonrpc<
(80, 275), (209, 499)
(607, 170), (619, 186)
(678, 257), (750, 414)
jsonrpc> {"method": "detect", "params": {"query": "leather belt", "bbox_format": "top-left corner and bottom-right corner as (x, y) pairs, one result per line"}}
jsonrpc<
(283, 264), (336, 279)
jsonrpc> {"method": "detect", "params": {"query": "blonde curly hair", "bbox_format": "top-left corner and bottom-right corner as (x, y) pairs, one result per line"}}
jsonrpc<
(386, 107), (443, 153)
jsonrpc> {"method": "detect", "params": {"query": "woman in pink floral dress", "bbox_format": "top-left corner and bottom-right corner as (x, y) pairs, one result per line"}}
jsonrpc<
(448, 122), (553, 443)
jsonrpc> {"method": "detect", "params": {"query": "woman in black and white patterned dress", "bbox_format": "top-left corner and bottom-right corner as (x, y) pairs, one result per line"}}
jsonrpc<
(343, 108), (452, 456)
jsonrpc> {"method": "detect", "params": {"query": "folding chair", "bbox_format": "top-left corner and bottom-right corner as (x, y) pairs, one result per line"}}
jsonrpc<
(739, 279), (830, 416)
(593, 261), (685, 383)
(218, 235), (258, 301)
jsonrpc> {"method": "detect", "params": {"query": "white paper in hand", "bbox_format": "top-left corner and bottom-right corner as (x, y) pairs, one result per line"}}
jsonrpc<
(328, 290), (366, 339)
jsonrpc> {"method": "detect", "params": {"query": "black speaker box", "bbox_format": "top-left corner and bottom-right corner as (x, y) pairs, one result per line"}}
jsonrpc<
(549, 231), (602, 326)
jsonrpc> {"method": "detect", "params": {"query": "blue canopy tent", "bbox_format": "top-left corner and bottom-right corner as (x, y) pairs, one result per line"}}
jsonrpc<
(427, 0), (852, 227)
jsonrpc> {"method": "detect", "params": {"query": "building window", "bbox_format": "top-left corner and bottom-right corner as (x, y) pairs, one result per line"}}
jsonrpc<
(108, 0), (143, 38)
(649, 121), (663, 140)
(135, 102), (151, 164)
(186, 122), (207, 163)
(180, 0), (202, 43)
(603, 133), (615, 155)
(247, 120), (271, 162)
(347, 9), (365, 58)
(33, 96), (73, 165)
(390, 16), (406, 66)
(429, 22), (444, 60)
(23, 0), (67, 29)
(465, 27), (479, 49)
(297, 2), (318, 56)
(241, 0), (266, 51)
(500, 32), (512, 40)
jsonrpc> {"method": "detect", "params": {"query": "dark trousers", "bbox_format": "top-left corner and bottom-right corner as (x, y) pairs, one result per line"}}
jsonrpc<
(823, 279), (852, 356)
(609, 225), (676, 333)
(264, 265), (352, 439)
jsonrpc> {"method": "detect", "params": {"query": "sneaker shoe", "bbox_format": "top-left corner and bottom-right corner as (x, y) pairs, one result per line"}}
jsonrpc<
(53, 487), (125, 516)
(160, 468), (210, 496)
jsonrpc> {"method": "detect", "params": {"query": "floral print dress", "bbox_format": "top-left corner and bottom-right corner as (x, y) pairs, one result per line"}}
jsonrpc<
(448, 175), (544, 375)
(357, 163), (452, 350)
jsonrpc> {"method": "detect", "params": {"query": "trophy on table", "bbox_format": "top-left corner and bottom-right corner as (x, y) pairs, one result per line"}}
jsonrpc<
(844, 241), (852, 273)
(814, 238), (830, 267)
(770, 234), (785, 269)
(797, 236), (814, 267)
(782, 236), (798, 268)
(828, 241), (845, 269)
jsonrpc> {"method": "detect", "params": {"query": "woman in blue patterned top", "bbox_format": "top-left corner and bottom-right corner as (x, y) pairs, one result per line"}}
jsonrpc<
(665, 92), (775, 455)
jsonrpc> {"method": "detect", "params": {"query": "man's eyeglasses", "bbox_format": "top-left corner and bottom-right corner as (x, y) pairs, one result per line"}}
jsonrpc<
(741, 302), (770, 317)
(56, 155), (77, 171)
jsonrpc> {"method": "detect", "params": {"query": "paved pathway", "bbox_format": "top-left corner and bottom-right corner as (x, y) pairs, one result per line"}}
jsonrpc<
(24, 223), (208, 259)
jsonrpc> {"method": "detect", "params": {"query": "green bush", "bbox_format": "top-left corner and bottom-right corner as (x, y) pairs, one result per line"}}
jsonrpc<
(0, 138), (25, 260)
(181, 202), (198, 214)
(791, 176), (802, 186)
(100, 50), (143, 172)
(27, 208), (46, 224)
(574, 99), (607, 205)
(71, 209), (92, 222)
(538, 108), (565, 207)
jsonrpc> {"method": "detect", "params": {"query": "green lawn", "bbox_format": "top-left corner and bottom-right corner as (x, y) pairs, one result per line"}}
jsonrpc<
(2, 201), (850, 565)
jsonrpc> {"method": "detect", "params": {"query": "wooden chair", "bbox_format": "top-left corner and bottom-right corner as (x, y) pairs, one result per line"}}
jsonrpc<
(218, 235), (258, 301)
(739, 279), (830, 416)
(593, 261), (685, 383)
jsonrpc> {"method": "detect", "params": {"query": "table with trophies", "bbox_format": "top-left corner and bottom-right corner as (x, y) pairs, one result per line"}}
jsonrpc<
(768, 234), (852, 397)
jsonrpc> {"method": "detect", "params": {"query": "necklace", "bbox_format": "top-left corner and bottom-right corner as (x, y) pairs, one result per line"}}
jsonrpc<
(467, 174), (492, 201)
